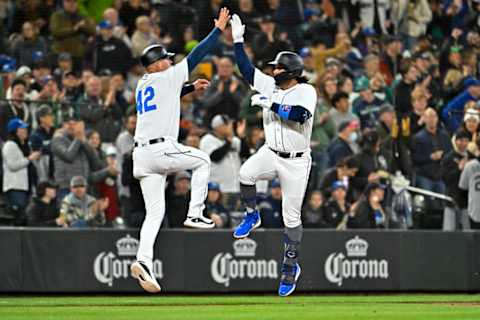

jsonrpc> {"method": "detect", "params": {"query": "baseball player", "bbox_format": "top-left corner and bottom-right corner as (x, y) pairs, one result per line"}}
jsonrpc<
(230, 14), (317, 296)
(130, 8), (230, 293)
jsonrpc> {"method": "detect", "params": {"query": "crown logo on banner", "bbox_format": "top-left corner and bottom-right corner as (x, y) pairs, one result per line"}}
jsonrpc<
(233, 238), (257, 257)
(345, 236), (369, 257)
(116, 234), (139, 256)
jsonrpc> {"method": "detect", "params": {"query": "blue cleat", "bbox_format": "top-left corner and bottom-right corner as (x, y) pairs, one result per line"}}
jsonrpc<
(278, 263), (301, 297)
(233, 211), (261, 239)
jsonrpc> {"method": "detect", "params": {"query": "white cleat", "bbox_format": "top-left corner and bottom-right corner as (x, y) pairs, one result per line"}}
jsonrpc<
(130, 261), (161, 293)
(183, 216), (215, 229)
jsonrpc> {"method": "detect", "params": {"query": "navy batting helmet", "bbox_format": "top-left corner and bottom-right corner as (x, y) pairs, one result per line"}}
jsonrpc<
(269, 52), (303, 76)
(140, 44), (175, 68)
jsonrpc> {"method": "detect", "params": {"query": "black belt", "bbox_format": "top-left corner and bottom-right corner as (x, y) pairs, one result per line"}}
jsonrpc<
(134, 137), (165, 148)
(269, 147), (303, 159)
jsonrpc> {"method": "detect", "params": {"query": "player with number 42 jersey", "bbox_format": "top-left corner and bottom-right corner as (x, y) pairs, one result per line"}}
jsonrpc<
(130, 8), (231, 294)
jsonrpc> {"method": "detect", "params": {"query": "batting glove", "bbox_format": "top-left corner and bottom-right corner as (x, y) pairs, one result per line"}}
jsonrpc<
(251, 94), (271, 109)
(230, 14), (245, 43)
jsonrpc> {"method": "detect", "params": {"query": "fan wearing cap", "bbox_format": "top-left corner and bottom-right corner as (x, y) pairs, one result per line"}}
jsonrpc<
(59, 175), (107, 228)
(0, 79), (30, 141)
(251, 15), (293, 66)
(322, 181), (351, 229)
(461, 107), (480, 156)
(2, 118), (41, 225)
(257, 179), (283, 228)
(29, 105), (55, 181)
(204, 182), (229, 228)
(347, 182), (387, 229)
(231, 14), (317, 297)
(88, 20), (132, 75)
(199, 114), (250, 196)
(129, 8), (230, 293)
(443, 79), (480, 132)
(327, 120), (360, 167)
(440, 129), (471, 231)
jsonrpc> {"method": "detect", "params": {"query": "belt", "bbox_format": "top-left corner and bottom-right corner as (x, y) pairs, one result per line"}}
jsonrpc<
(269, 147), (303, 159)
(134, 137), (165, 148)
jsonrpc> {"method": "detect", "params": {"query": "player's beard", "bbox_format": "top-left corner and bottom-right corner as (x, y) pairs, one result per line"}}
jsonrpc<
(273, 72), (293, 86)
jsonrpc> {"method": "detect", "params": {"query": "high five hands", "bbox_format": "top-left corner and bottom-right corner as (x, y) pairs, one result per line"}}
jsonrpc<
(215, 7), (231, 31)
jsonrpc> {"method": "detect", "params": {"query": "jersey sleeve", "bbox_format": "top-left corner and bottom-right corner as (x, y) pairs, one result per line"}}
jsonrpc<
(300, 85), (318, 115)
(172, 59), (189, 88)
(253, 69), (276, 98)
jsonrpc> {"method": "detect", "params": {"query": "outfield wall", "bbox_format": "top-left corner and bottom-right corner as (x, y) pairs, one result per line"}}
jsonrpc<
(0, 228), (479, 292)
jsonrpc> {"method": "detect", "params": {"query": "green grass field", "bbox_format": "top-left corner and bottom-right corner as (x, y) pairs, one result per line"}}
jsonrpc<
(1, 295), (480, 320)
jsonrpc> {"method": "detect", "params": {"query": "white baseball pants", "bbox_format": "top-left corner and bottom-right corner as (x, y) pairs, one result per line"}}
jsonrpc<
(132, 137), (210, 265)
(239, 145), (312, 228)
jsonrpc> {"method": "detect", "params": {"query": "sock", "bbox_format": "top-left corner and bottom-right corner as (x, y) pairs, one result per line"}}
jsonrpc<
(240, 183), (257, 213)
(283, 225), (303, 266)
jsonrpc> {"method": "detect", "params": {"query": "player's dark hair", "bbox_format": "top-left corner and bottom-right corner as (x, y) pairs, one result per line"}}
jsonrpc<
(296, 75), (309, 84)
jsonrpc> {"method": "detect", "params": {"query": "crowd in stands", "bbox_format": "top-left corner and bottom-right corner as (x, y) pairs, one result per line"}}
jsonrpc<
(1, 0), (480, 231)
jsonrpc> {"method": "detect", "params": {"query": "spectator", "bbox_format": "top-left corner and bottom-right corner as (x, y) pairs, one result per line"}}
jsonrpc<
(131, 16), (159, 58)
(327, 120), (360, 167)
(258, 180), (283, 228)
(316, 75), (338, 109)
(321, 156), (359, 202)
(311, 99), (336, 187)
(352, 76), (384, 129)
(89, 20), (132, 76)
(394, 59), (419, 116)
(166, 171), (191, 228)
(392, 0), (432, 49)
(356, 0), (391, 35)
(61, 70), (81, 104)
(442, 79), (480, 133)
(347, 182), (387, 229)
(200, 115), (250, 195)
(59, 175), (107, 228)
(49, 0), (96, 70)
(121, 150), (145, 228)
(407, 86), (429, 136)
(302, 191), (326, 228)
(328, 91), (359, 131)
(459, 136), (480, 229)
(116, 114), (136, 209)
(119, 0), (149, 36)
(87, 131), (120, 223)
(322, 181), (351, 229)
(51, 118), (110, 201)
(76, 76), (123, 143)
(411, 108), (452, 194)
(379, 36), (402, 85)
(252, 15), (292, 66)
(441, 130), (470, 231)
(201, 57), (246, 121)
(26, 181), (65, 227)
(0, 79), (30, 141)
(53, 53), (73, 84)
(2, 118), (41, 225)
(29, 105), (55, 181)
(352, 130), (387, 194)
(103, 7), (132, 48)
(12, 21), (48, 68)
(204, 182), (229, 228)
(462, 108), (480, 156)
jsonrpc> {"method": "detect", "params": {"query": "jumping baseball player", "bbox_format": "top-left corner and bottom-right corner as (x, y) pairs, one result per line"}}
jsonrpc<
(130, 8), (230, 293)
(230, 14), (317, 296)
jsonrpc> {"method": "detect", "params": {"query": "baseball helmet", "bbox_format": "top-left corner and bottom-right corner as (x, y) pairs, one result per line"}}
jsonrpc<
(268, 51), (304, 79)
(140, 44), (175, 68)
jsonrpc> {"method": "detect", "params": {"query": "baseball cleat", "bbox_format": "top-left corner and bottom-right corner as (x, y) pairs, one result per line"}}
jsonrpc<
(233, 210), (261, 239)
(130, 261), (161, 293)
(278, 263), (301, 297)
(183, 216), (215, 229)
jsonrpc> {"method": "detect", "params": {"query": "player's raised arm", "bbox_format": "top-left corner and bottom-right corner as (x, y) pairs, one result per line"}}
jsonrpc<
(186, 7), (230, 71)
(231, 14), (254, 85)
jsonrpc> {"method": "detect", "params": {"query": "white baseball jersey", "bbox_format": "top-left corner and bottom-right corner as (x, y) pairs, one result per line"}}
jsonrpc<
(134, 59), (189, 142)
(253, 69), (317, 152)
